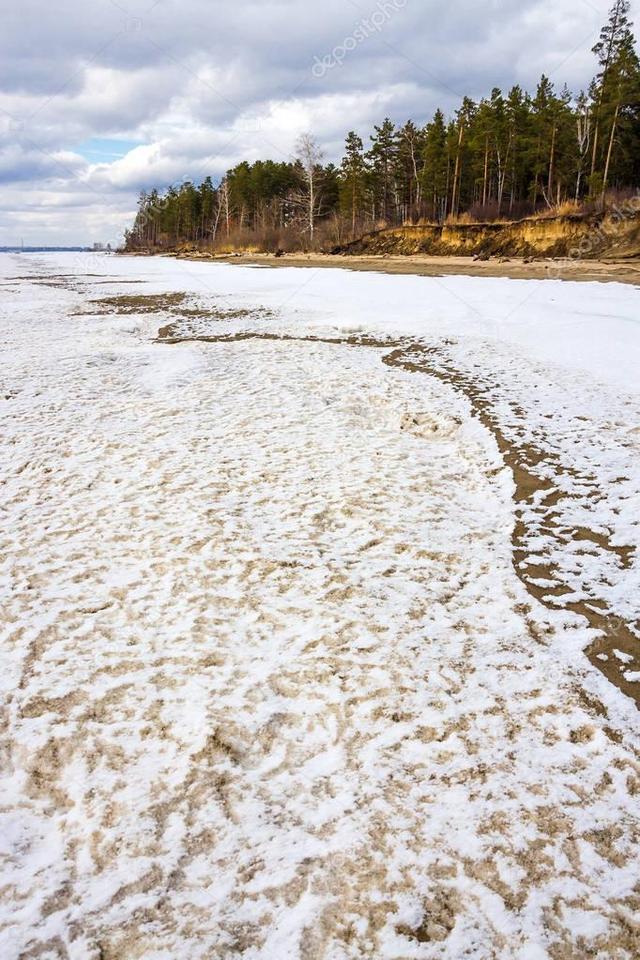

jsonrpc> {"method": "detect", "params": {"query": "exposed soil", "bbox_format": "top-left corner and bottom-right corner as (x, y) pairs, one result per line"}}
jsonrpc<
(204, 251), (640, 284)
(83, 293), (275, 324)
(335, 213), (640, 261)
(82, 292), (189, 314)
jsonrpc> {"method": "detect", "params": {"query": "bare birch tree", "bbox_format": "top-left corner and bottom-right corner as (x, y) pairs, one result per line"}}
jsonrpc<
(294, 134), (324, 241)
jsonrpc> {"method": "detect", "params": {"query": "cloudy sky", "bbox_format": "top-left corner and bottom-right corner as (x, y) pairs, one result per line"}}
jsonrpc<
(0, 0), (614, 246)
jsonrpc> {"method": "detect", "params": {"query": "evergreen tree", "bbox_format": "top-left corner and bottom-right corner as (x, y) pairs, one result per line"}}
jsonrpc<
(367, 118), (397, 222)
(450, 97), (477, 216)
(421, 110), (449, 221)
(339, 132), (368, 238)
(590, 0), (640, 200)
(395, 121), (424, 222)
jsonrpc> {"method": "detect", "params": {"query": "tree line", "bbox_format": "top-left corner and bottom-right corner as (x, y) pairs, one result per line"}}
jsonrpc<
(126, 0), (640, 252)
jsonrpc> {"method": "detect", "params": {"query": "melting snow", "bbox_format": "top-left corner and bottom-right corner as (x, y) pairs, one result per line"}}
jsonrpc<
(0, 253), (639, 959)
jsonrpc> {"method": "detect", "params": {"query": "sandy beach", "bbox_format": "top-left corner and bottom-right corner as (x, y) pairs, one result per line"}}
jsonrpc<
(1, 252), (639, 959)
(194, 251), (640, 285)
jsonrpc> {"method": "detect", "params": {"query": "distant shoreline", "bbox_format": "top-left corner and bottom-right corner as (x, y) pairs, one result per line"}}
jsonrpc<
(0, 246), (89, 253)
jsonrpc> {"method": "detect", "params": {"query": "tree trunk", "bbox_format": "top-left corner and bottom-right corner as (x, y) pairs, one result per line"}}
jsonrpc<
(451, 123), (464, 217)
(547, 124), (557, 207)
(482, 137), (489, 208)
(602, 100), (621, 209)
(351, 181), (357, 240)
(308, 169), (315, 241)
(444, 156), (451, 221)
(590, 121), (600, 181)
(411, 143), (421, 210)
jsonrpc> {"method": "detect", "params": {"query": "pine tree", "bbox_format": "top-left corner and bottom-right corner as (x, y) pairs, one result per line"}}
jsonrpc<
(367, 118), (397, 223)
(421, 110), (449, 221)
(339, 132), (368, 238)
(395, 121), (424, 222)
(574, 92), (592, 200)
(450, 97), (476, 217)
(505, 85), (533, 213)
(590, 0), (640, 201)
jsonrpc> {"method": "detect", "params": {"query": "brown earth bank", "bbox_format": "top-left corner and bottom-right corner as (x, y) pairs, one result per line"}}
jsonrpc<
(334, 211), (640, 260)
(125, 210), (640, 284)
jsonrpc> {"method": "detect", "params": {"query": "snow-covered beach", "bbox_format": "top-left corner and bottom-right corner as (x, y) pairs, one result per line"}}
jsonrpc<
(1, 252), (639, 958)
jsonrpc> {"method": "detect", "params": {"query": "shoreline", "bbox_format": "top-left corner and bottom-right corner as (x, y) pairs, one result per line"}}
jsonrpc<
(134, 250), (640, 285)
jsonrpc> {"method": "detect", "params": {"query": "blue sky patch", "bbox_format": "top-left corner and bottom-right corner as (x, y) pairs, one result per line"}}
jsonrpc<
(73, 137), (144, 163)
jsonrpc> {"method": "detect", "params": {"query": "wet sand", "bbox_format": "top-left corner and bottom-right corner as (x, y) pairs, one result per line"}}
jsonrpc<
(189, 251), (640, 285)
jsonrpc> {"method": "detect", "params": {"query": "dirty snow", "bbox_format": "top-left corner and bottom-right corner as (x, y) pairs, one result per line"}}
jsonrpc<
(1, 252), (639, 959)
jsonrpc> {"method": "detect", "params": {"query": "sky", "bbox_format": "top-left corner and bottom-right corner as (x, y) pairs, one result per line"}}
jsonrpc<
(0, 0), (615, 246)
